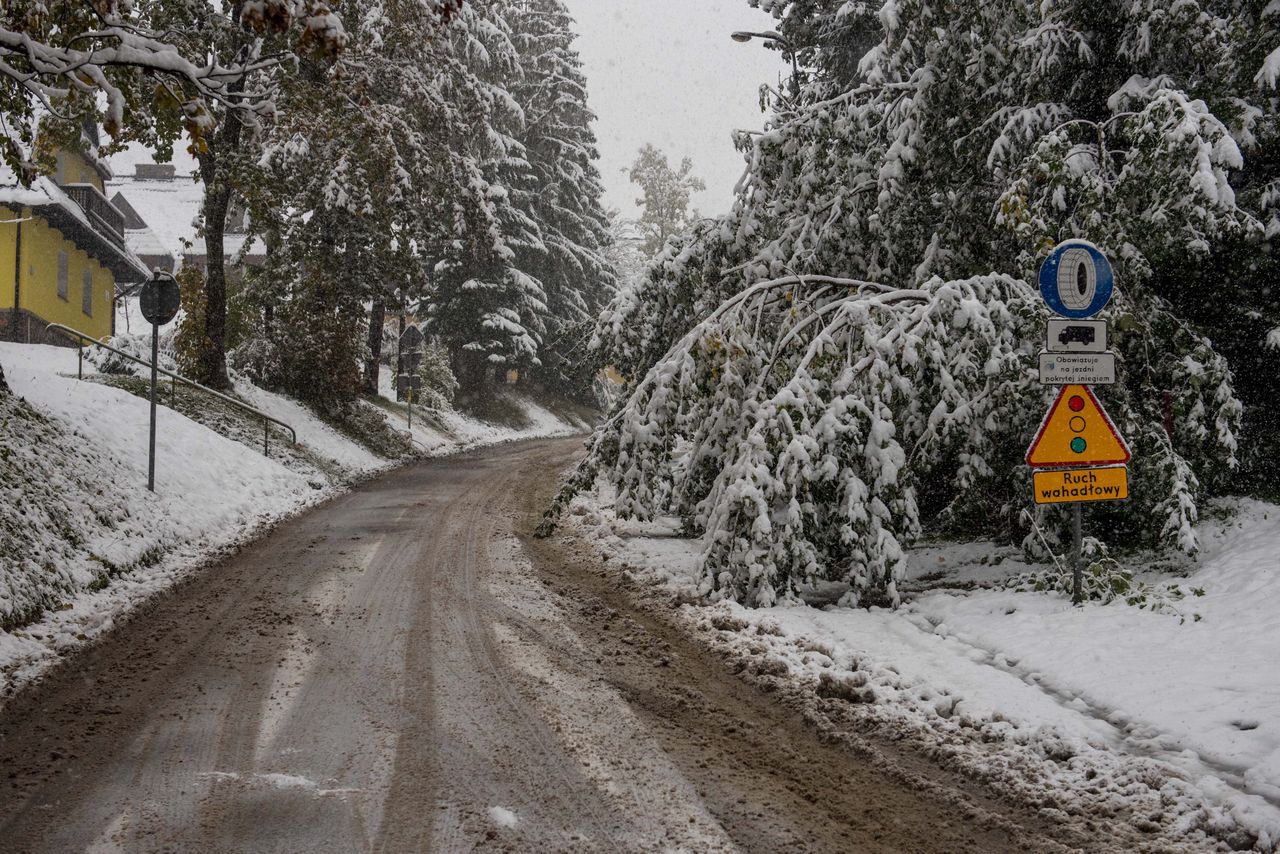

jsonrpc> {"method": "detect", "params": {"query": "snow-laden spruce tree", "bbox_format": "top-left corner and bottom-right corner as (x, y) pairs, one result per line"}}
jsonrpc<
(543, 0), (1270, 607)
(509, 0), (617, 400)
(426, 0), (549, 397)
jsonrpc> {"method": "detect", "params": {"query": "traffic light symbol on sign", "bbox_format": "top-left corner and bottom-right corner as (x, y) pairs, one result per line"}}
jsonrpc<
(1026, 384), (1131, 468)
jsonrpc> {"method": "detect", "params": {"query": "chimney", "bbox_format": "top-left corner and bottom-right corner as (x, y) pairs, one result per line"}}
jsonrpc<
(134, 163), (176, 181)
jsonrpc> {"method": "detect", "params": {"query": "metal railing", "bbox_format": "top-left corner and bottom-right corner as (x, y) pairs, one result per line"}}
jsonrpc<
(46, 323), (297, 456)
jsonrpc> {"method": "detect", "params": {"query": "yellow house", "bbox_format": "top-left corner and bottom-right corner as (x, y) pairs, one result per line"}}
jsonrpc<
(1, 127), (150, 344)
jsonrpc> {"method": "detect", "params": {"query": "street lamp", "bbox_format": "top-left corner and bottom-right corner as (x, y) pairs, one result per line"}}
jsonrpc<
(729, 30), (800, 94)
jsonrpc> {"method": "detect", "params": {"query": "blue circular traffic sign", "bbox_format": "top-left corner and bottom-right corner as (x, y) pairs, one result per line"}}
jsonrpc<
(1038, 240), (1114, 318)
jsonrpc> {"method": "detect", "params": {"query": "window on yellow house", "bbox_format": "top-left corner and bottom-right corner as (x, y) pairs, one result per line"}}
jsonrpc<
(82, 270), (92, 316)
(57, 251), (68, 300)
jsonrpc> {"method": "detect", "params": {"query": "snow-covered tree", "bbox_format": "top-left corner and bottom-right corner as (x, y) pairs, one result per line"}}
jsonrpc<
(629, 144), (706, 257)
(603, 211), (646, 299)
(509, 0), (616, 399)
(0, 0), (345, 180)
(235, 0), (617, 409)
(244, 0), (475, 408)
(545, 0), (1266, 607)
(425, 0), (550, 397)
(185, 5), (349, 390)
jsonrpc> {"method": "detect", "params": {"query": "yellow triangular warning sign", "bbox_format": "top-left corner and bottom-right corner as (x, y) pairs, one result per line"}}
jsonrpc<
(1026, 384), (1131, 468)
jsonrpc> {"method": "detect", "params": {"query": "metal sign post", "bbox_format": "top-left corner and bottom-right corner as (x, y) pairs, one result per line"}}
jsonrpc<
(138, 272), (181, 492)
(397, 373), (422, 432)
(148, 319), (159, 491)
(1028, 241), (1131, 604)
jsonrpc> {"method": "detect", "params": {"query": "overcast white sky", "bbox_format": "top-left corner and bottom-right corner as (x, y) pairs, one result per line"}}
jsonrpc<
(563, 0), (784, 217)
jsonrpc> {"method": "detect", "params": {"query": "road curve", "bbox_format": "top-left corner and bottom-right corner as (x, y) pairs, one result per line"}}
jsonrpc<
(0, 438), (1072, 852)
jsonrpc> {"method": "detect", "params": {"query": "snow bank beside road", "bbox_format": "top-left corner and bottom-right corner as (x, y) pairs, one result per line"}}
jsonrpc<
(374, 365), (589, 454)
(566, 489), (1280, 851)
(905, 501), (1280, 810)
(0, 343), (584, 702)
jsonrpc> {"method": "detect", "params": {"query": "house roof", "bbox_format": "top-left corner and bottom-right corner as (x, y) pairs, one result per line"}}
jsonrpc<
(105, 169), (266, 269)
(0, 168), (150, 283)
(105, 169), (202, 255)
(109, 192), (177, 271)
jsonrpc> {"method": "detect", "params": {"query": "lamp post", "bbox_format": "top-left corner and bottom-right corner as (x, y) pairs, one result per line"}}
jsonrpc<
(730, 30), (800, 94)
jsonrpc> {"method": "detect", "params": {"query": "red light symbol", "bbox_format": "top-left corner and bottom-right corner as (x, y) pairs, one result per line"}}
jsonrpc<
(1068, 395), (1085, 412)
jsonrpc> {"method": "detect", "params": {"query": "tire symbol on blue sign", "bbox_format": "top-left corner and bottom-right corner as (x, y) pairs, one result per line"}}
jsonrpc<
(1039, 240), (1114, 319)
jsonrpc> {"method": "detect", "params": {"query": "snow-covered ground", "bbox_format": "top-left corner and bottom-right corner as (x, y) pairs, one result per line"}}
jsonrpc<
(567, 487), (1280, 852)
(0, 342), (585, 702)
(374, 366), (590, 453)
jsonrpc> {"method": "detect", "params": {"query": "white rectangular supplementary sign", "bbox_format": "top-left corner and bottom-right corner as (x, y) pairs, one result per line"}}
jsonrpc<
(1038, 352), (1116, 385)
(1046, 319), (1107, 353)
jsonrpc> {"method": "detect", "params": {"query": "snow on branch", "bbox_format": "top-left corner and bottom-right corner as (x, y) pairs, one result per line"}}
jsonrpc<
(0, 0), (347, 176)
(547, 273), (1044, 606)
(546, 258), (1241, 610)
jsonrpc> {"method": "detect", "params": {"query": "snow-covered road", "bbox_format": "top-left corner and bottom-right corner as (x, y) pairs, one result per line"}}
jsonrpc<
(0, 439), (1115, 853)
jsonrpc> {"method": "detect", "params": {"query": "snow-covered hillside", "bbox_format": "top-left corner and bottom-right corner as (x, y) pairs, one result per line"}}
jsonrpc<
(0, 342), (585, 700)
(566, 488), (1280, 852)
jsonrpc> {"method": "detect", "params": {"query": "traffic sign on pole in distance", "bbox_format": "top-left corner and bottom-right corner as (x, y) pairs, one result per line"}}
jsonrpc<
(1026, 384), (1131, 468)
(1039, 240), (1114, 319)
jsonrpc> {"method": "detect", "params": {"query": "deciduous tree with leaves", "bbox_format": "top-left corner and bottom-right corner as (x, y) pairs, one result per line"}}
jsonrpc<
(628, 143), (705, 258)
(545, 0), (1272, 608)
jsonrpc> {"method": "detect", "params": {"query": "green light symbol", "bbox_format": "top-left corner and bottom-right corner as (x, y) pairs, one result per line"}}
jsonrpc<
(1070, 437), (1087, 454)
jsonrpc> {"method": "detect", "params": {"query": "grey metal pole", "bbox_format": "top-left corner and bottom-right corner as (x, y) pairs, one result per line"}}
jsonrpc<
(147, 322), (159, 492)
(77, 346), (82, 380)
(264, 419), (270, 456)
(1070, 503), (1083, 604)
(407, 388), (413, 431)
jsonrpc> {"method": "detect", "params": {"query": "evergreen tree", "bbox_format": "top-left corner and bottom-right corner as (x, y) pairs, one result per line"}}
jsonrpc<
(244, 0), (475, 410)
(509, 0), (616, 400)
(426, 0), (549, 399)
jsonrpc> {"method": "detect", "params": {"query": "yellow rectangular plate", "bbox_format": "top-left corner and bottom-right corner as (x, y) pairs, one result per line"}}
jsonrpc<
(1033, 466), (1128, 505)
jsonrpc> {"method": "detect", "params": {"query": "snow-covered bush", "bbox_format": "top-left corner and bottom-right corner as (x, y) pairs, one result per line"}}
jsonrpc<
(87, 334), (149, 376)
(544, 0), (1262, 607)
(229, 331), (280, 389)
(85, 332), (179, 376)
(416, 343), (459, 409)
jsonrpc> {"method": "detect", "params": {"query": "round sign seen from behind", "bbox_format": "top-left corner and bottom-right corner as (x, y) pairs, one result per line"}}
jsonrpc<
(139, 274), (181, 326)
(1038, 240), (1114, 319)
